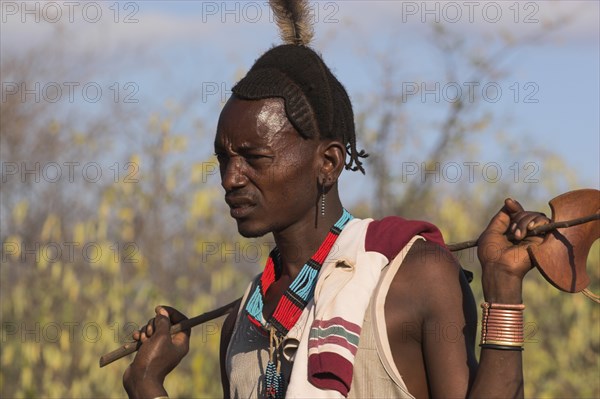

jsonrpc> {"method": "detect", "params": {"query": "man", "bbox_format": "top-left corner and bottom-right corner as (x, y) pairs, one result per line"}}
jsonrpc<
(123, 2), (549, 397)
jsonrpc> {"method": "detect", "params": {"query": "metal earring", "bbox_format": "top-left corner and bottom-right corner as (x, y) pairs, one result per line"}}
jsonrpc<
(321, 181), (326, 216)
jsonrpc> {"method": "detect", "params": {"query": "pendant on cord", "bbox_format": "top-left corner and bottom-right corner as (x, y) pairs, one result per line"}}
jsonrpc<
(265, 326), (285, 399)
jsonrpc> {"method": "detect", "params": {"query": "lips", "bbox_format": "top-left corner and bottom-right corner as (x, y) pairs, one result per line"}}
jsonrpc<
(225, 195), (256, 219)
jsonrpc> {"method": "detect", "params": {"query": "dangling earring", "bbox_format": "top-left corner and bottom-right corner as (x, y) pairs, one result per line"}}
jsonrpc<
(321, 181), (326, 217)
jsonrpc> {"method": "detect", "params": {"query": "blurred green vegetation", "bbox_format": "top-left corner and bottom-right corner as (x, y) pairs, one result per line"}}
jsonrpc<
(1, 21), (598, 399)
(1, 117), (254, 398)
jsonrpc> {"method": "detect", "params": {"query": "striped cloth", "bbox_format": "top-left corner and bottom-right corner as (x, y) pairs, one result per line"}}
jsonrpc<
(285, 216), (446, 398)
(284, 218), (382, 398)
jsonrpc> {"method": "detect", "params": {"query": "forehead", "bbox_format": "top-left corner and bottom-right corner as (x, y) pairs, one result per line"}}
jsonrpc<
(215, 97), (294, 149)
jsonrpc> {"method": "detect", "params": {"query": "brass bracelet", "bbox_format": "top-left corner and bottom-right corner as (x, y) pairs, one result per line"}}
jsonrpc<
(484, 332), (524, 338)
(485, 312), (523, 316)
(485, 318), (523, 323)
(482, 330), (525, 338)
(480, 302), (525, 349)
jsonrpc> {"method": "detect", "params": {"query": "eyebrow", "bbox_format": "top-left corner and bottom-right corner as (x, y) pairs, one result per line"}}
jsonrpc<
(236, 142), (273, 153)
(214, 141), (272, 154)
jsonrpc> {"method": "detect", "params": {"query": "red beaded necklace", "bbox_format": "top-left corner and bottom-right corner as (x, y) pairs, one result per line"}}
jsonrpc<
(245, 209), (353, 337)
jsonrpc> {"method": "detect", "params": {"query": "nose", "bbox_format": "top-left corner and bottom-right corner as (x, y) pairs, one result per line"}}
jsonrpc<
(220, 156), (248, 191)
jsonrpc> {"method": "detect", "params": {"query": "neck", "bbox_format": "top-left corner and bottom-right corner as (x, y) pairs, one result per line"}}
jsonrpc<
(272, 193), (344, 280)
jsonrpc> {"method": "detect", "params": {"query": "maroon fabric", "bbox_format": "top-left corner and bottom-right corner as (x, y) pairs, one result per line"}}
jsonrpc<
(365, 216), (446, 261)
(308, 352), (354, 396)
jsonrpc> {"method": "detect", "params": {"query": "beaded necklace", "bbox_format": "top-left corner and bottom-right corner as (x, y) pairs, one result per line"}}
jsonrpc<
(245, 209), (353, 398)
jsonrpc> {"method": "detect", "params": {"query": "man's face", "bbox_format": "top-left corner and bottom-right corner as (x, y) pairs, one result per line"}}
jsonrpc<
(214, 96), (320, 238)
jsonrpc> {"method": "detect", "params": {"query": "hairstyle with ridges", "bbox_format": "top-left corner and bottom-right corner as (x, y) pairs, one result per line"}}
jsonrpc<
(232, 1), (368, 173)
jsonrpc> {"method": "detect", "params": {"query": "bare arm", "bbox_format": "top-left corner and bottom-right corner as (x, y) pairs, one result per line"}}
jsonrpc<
(386, 240), (477, 398)
(386, 199), (548, 398)
(469, 198), (548, 398)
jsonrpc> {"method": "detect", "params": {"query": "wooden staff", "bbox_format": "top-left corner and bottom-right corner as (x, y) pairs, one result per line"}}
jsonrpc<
(100, 299), (240, 368)
(446, 213), (600, 251)
(99, 189), (599, 368)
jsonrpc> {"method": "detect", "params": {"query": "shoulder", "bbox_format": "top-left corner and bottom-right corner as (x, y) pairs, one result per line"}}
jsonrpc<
(397, 240), (465, 306)
(384, 237), (477, 358)
(363, 215), (472, 319)
(364, 215), (463, 289)
(401, 239), (462, 285)
(385, 239), (466, 322)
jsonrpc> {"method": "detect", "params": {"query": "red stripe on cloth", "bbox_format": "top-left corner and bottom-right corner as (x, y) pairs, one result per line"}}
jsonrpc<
(308, 352), (354, 396)
(311, 317), (362, 335)
(308, 336), (359, 356)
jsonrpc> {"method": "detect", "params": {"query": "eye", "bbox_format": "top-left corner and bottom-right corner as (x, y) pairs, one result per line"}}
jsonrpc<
(245, 154), (265, 160)
(244, 153), (273, 165)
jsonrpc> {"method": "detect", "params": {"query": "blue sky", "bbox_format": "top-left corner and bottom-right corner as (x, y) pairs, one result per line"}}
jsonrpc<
(3, 1), (598, 203)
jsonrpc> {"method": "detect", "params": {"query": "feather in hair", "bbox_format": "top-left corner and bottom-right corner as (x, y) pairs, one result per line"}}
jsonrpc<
(269, 0), (314, 46)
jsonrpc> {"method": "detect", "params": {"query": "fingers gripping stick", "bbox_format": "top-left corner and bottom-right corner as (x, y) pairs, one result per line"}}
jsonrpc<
(99, 299), (240, 368)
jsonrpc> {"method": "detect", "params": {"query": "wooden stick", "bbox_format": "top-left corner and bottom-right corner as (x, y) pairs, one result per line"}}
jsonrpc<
(99, 298), (240, 368)
(99, 213), (598, 368)
(446, 213), (600, 252)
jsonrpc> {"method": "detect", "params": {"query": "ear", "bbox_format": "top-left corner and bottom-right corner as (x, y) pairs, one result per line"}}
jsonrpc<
(317, 140), (346, 187)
